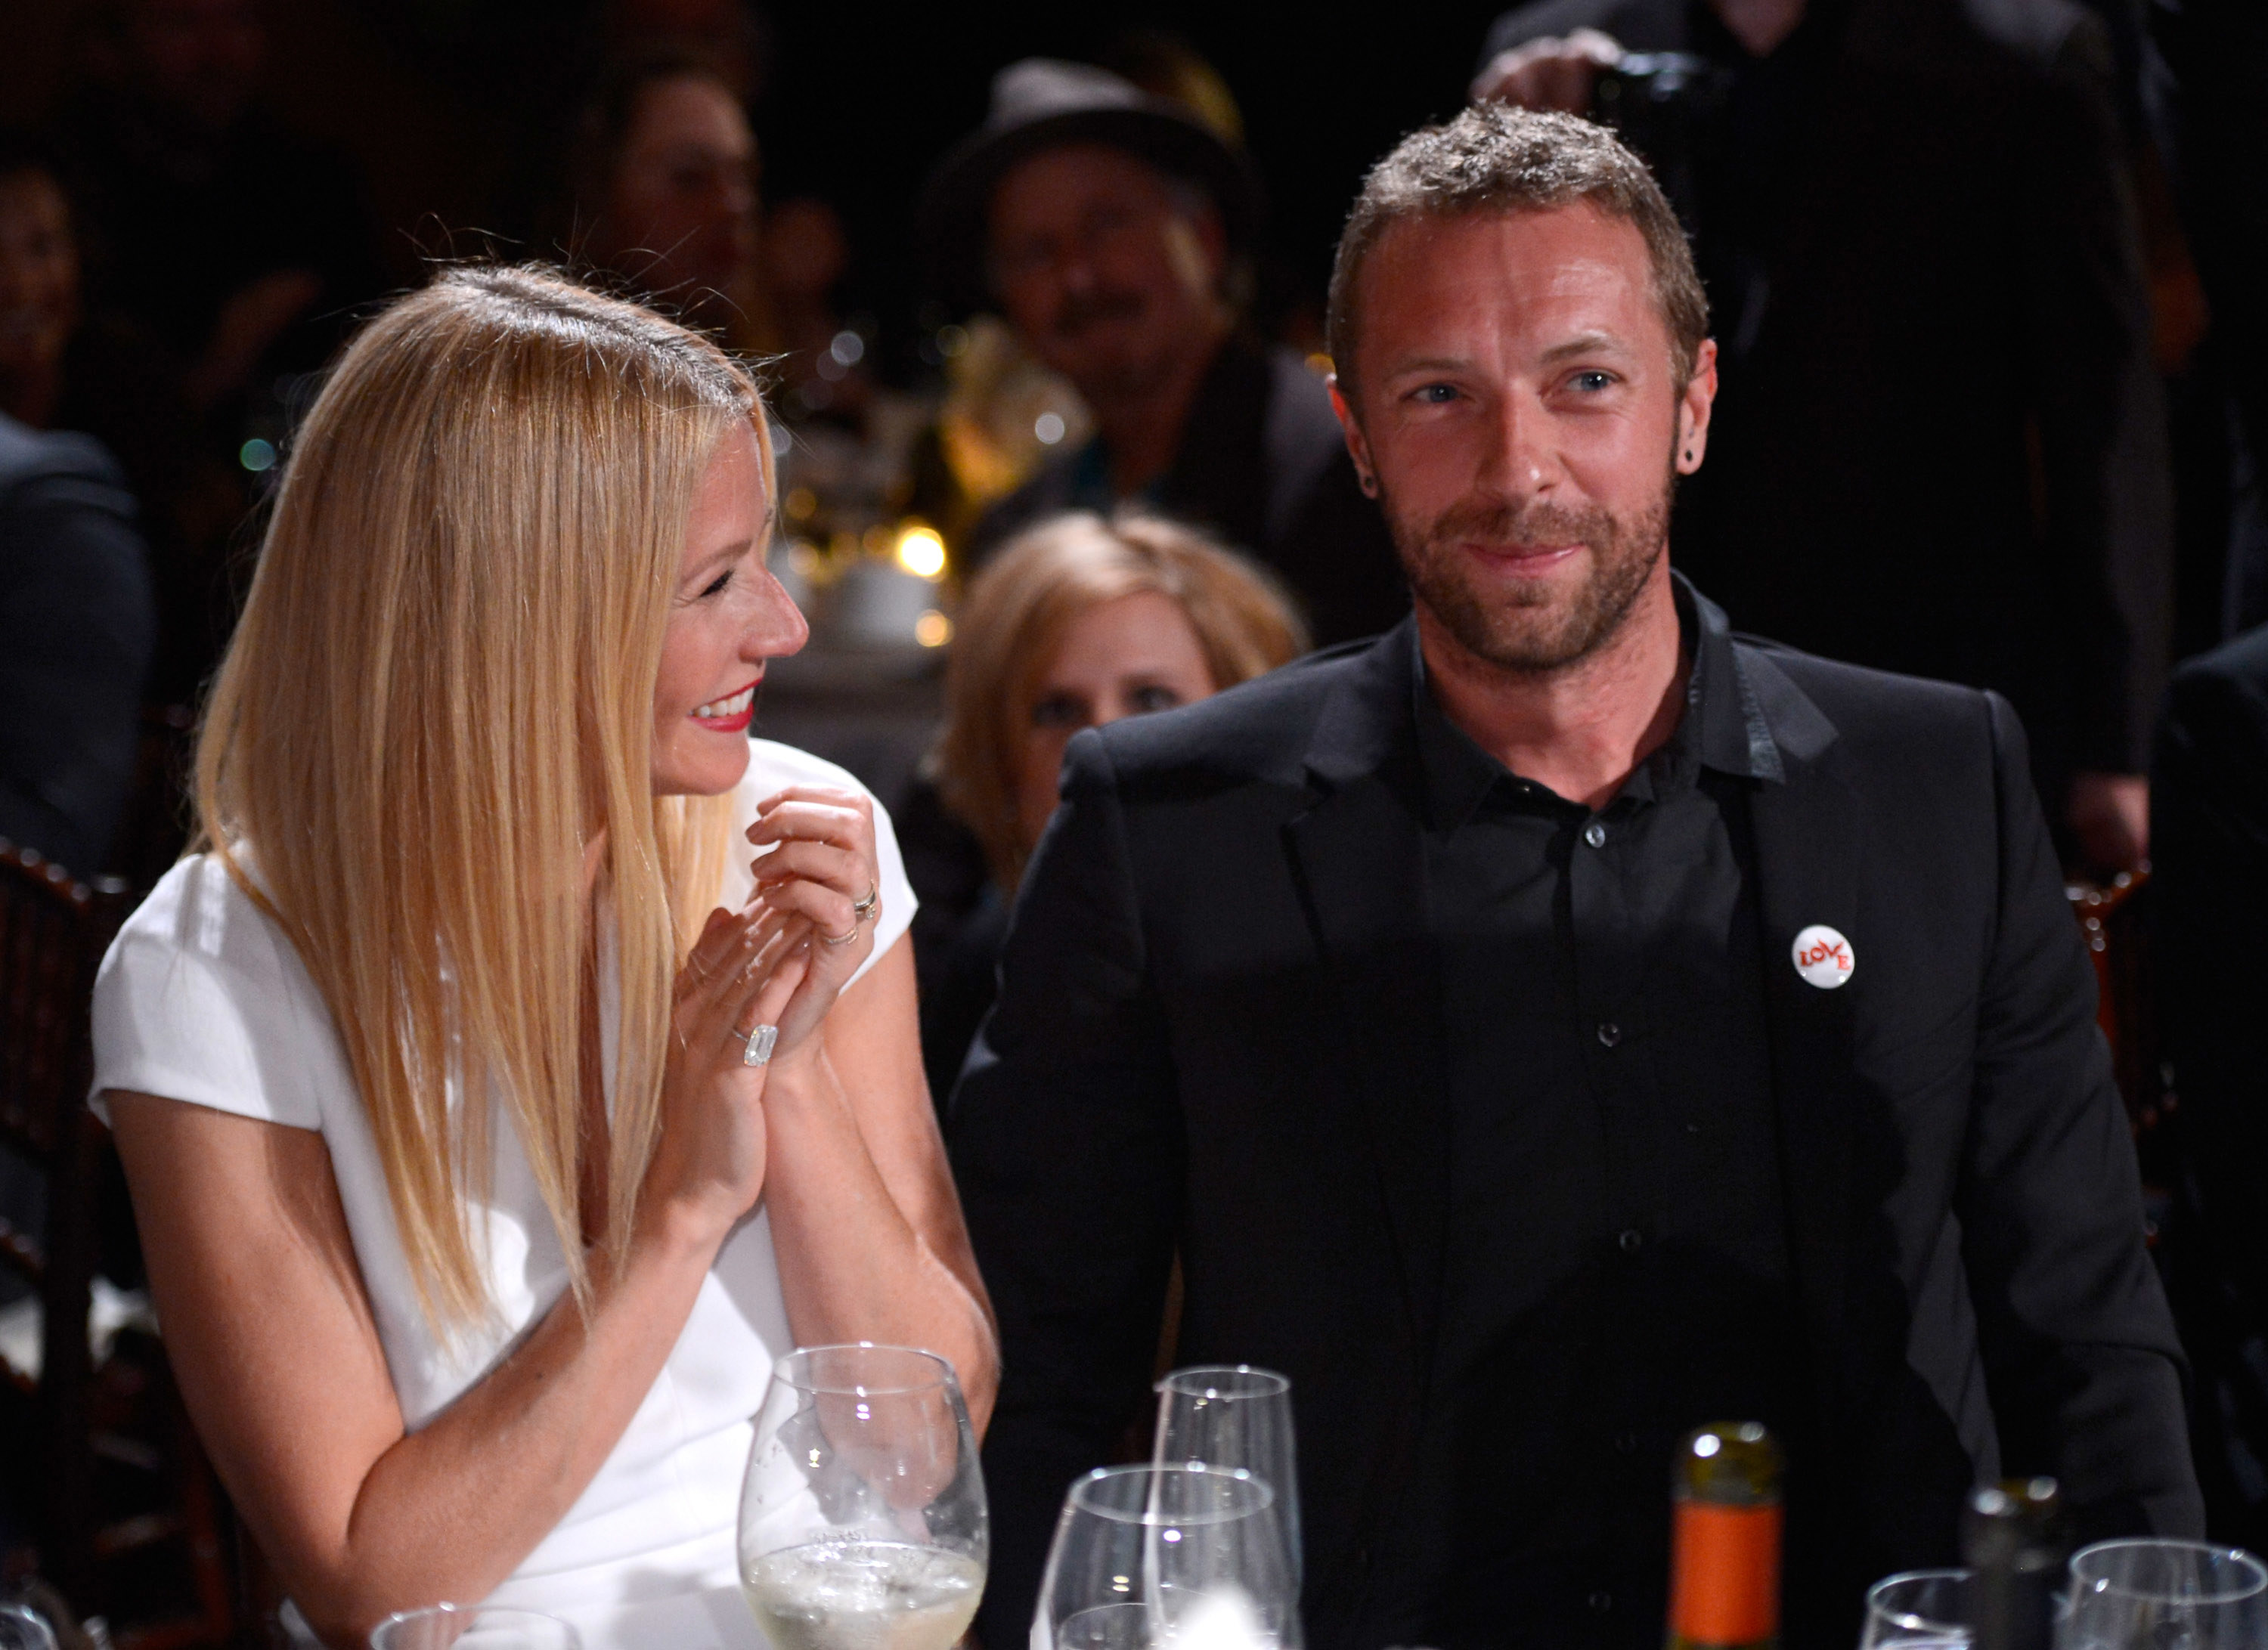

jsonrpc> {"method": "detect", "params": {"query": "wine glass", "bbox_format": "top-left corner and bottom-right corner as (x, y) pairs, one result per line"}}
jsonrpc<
(0, 1604), (57, 1650)
(367, 1605), (581, 1650)
(1152, 1367), (1301, 1590)
(737, 1342), (987, 1650)
(1859, 1570), (1972, 1648)
(1035, 1463), (1301, 1650)
(2064, 1539), (2268, 1649)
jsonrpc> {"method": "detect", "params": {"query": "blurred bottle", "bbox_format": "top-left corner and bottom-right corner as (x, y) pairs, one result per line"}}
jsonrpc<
(1963, 1478), (2065, 1650)
(1666, 1422), (1783, 1650)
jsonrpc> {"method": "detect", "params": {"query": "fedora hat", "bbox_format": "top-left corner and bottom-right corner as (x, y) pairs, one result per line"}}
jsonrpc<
(918, 57), (1264, 314)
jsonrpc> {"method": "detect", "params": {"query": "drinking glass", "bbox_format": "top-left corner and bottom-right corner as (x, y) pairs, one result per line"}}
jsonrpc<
(0, 1605), (57, 1650)
(2064, 1539), (2268, 1650)
(1035, 1463), (1301, 1650)
(367, 1605), (580, 1650)
(1859, 1569), (1972, 1648)
(1153, 1366), (1301, 1590)
(737, 1342), (987, 1650)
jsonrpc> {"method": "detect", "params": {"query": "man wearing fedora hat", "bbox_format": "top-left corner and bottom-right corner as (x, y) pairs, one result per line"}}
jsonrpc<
(919, 60), (1408, 647)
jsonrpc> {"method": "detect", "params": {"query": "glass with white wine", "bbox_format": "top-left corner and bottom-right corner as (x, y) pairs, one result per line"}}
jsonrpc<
(737, 1343), (987, 1650)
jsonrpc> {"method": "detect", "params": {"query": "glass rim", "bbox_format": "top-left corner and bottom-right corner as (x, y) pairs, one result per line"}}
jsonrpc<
(772, 1342), (959, 1396)
(1865, 1568), (1972, 1635)
(1155, 1364), (1291, 1399)
(1070, 1463), (1277, 1525)
(370, 1604), (578, 1643)
(2070, 1538), (2268, 1602)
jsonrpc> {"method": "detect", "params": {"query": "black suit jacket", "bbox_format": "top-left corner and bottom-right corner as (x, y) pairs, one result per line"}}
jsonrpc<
(950, 601), (2200, 1649)
(2154, 627), (2268, 1314)
(969, 340), (1408, 648)
(0, 413), (153, 874)
(1483, 0), (2171, 791)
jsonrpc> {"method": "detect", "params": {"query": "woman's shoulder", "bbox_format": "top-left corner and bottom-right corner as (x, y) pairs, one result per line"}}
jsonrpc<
(91, 852), (335, 1130)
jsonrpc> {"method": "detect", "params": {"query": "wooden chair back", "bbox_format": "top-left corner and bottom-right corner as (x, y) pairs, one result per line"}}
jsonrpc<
(0, 840), (132, 1605)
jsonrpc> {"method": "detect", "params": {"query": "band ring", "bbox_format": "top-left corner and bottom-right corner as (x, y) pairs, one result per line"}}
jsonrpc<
(852, 883), (880, 924)
(733, 1023), (778, 1066)
(819, 923), (861, 947)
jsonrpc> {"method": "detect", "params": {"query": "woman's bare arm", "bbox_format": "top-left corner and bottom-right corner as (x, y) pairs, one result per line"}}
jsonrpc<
(104, 900), (807, 1648)
(110, 1096), (718, 1648)
(769, 938), (1000, 1429)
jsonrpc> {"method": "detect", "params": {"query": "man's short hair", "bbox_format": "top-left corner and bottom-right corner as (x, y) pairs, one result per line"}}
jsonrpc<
(1325, 105), (1709, 402)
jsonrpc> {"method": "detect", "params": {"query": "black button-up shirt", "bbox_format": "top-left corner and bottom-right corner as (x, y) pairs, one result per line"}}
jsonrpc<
(1408, 580), (1805, 1649)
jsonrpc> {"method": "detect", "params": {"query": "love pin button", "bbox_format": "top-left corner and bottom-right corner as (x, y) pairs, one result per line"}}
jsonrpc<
(1792, 924), (1855, 989)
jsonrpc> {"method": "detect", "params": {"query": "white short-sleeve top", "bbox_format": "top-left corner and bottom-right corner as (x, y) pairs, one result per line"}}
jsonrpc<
(89, 741), (916, 1650)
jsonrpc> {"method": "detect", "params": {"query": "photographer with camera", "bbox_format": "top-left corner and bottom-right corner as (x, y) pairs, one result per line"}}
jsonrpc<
(1474, 0), (2172, 875)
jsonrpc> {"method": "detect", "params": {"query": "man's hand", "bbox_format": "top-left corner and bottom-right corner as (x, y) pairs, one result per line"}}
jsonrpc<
(1470, 29), (1624, 112)
(2068, 770), (2150, 874)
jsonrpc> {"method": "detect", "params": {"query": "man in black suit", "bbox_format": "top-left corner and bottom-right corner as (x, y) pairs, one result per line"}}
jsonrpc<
(1473, 0), (2172, 876)
(950, 106), (2198, 1650)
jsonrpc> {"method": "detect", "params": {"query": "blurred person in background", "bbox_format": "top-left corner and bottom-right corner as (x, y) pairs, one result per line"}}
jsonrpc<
(568, 48), (772, 353)
(46, 0), (384, 421)
(919, 59), (1407, 648)
(911, 511), (1306, 1100)
(0, 132), (243, 711)
(1474, 0), (2174, 873)
(0, 410), (153, 874)
(2151, 621), (2268, 1552)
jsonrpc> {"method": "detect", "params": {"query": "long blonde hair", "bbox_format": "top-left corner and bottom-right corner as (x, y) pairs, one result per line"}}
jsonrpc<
(195, 266), (765, 1327)
(935, 511), (1308, 890)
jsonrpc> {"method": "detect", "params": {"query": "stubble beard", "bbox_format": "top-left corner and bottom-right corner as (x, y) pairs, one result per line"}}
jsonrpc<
(1383, 471), (1675, 676)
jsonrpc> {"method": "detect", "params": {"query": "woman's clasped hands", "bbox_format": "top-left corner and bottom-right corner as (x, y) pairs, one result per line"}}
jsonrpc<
(646, 784), (883, 1243)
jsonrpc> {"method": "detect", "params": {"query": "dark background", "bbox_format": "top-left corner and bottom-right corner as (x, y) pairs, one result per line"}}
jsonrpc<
(0, 0), (1512, 356)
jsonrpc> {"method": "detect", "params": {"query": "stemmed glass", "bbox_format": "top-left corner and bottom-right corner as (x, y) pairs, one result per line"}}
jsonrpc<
(2064, 1539), (2268, 1649)
(1035, 1463), (1301, 1649)
(368, 1605), (581, 1650)
(1858, 1570), (1972, 1648)
(0, 1605), (57, 1650)
(737, 1343), (987, 1650)
(1152, 1366), (1301, 1591)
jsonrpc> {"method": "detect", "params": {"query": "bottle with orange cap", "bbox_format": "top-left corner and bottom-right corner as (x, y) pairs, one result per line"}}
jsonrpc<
(1665, 1422), (1783, 1650)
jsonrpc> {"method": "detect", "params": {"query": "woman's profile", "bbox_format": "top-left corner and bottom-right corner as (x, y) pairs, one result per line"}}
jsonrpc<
(89, 266), (995, 1649)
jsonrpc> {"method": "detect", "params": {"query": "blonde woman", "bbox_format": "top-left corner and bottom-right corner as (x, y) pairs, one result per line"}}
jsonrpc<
(916, 511), (1306, 1094)
(88, 268), (994, 1650)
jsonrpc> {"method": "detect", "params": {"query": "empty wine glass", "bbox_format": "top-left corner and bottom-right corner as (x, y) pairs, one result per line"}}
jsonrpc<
(2064, 1539), (2268, 1650)
(1859, 1570), (1972, 1648)
(737, 1342), (987, 1650)
(1036, 1463), (1301, 1650)
(1153, 1367), (1301, 1590)
(367, 1605), (581, 1650)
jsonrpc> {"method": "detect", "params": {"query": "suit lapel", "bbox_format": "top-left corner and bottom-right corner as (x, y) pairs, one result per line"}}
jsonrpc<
(1737, 643), (1866, 1418)
(1281, 626), (1455, 1388)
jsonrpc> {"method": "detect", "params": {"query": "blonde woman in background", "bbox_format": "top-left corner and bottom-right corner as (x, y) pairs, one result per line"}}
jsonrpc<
(89, 268), (994, 1650)
(915, 511), (1306, 1095)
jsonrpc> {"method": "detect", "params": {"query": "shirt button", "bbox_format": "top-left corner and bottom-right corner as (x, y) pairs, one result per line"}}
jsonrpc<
(1589, 1592), (1613, 1613)
(1583, 819), (1607, 849)
(1597, 1021), (1622, 1048)
(1619, 1228), (1644, 1253)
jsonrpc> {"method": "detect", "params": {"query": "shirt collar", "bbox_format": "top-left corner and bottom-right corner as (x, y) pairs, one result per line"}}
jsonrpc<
(1411, 571), (1778, 829)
